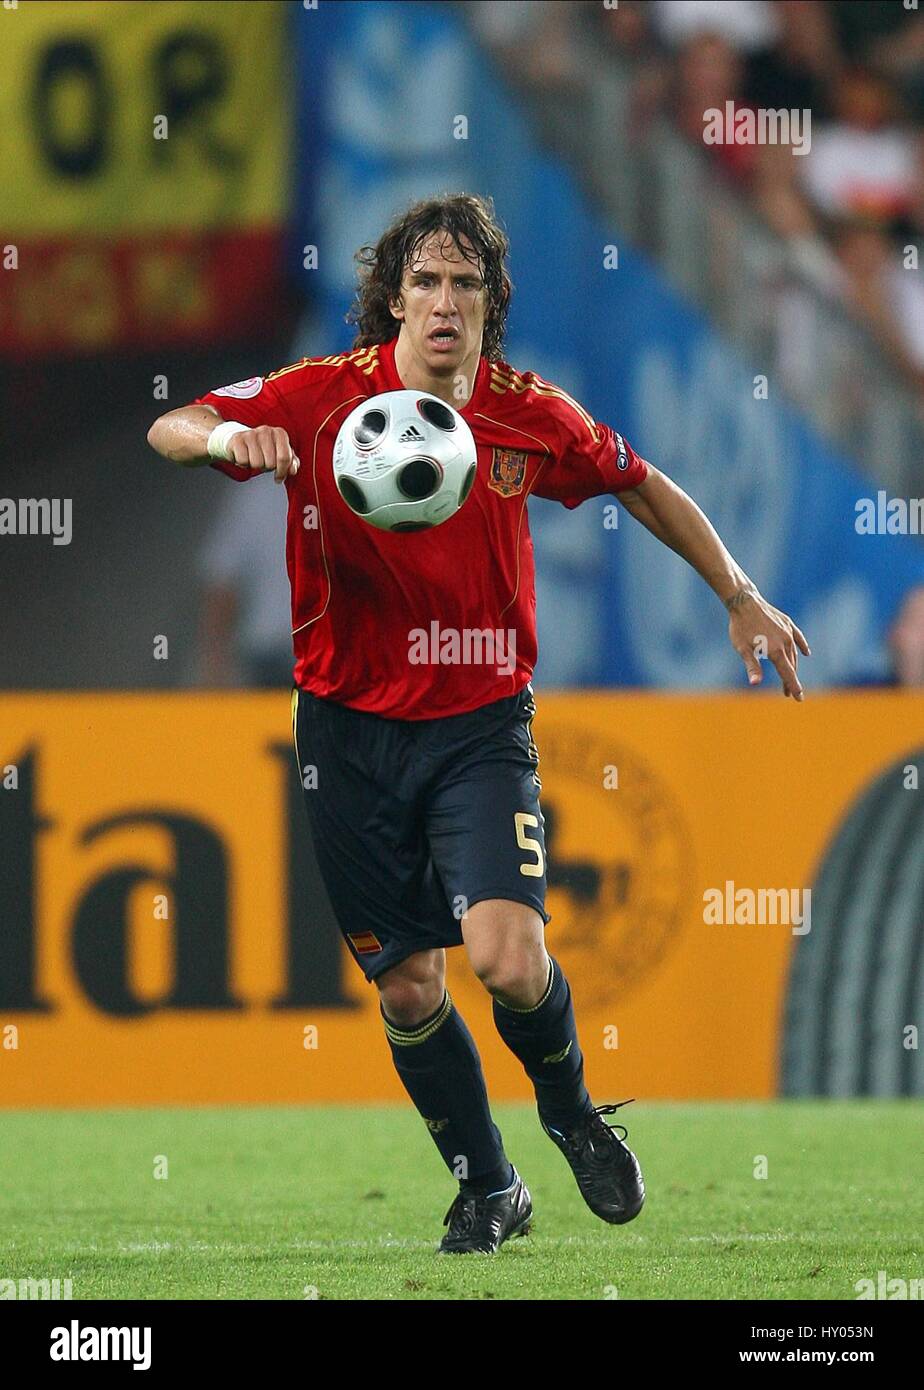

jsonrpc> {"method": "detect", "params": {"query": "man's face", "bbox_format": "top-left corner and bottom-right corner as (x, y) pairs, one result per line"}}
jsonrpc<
(389, 232), (486, 376)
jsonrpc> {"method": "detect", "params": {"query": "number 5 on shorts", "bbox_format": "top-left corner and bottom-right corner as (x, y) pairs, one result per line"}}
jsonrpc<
(514, 811), (544, 877)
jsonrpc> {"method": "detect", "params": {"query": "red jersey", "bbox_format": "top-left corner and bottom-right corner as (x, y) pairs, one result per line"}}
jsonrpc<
(196, 337), (648, 718)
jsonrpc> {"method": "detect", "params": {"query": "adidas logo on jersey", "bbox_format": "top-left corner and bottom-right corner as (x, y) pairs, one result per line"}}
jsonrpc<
(398, 425), (425, 443)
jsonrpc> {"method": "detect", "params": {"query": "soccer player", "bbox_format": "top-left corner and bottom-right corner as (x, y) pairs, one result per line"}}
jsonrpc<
(147, 193), (810, 1254)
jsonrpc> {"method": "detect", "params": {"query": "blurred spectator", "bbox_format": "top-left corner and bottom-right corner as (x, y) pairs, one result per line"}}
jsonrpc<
(597, 0), (655, 63)
(465, 0), (581, 88)
(745, 0), (841, 115)
(799, 68), (918, 229)
(593, 1), (667, 137)
(887, 584), (924, 687)
(650, 0), (780, 54)
(855, 584), (924, 687)
(832, 218), (924, 389)
(831, 0), (924, 78)
(860, 13), (924, 125)
(197, 475), (292, 688)
(672, 32), (754, 181)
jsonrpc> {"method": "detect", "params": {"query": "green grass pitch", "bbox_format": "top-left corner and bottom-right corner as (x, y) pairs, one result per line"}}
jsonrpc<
(2, 1102), (921, 1300)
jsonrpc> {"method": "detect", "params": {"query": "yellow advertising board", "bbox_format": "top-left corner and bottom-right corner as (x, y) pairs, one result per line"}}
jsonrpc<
(0, 0), (289, 351)
(0, 692), (921, 1106)
(0, 0), (287, 232)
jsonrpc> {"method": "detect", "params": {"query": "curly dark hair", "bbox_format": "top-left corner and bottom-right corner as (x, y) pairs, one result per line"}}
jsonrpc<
(346, 192), (512, 361)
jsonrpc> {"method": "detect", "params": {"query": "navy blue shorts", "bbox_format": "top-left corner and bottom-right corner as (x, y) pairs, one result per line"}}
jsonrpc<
(291, 683), (550, 982)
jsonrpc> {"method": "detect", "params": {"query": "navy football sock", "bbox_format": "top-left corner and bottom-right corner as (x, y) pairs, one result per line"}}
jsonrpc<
(382, 990), (512, 1192)
(493, 957), (594, 1130)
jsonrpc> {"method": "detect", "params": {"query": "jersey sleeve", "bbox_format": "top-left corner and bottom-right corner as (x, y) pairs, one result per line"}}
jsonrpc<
(193, 374), (297, 482)
(532, 398), (649, 509)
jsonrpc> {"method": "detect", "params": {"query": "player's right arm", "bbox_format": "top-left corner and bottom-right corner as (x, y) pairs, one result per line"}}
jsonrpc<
(146, 404), (300, 483)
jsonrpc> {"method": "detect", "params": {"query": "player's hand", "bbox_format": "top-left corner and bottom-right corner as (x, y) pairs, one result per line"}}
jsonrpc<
(728, 590), (811, 700)
(226, 425), (300, 483)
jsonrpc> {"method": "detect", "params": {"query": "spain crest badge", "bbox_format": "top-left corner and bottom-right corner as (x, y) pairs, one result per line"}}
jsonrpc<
(488, 448), (528, 497)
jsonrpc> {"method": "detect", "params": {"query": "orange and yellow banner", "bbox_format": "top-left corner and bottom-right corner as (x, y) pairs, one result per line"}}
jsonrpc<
(0, 691), (921, 1106)
(0, 0), (289, 352)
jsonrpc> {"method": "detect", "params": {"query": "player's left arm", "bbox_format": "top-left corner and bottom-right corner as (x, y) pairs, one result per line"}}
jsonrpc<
(616, 464), (811, 700)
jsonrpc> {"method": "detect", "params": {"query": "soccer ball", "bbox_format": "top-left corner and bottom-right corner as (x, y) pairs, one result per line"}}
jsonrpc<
(332, 389), (478, 532)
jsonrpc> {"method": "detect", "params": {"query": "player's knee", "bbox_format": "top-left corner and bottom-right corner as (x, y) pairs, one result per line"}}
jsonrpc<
(376, 952), (445, 1027)
(471, 945), (548, 1008)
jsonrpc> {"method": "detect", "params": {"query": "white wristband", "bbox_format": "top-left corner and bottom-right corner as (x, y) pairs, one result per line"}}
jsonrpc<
(207, 420), (249, 461)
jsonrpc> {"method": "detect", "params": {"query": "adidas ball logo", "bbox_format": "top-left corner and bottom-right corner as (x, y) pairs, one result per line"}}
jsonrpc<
(398, 424), (425, 443)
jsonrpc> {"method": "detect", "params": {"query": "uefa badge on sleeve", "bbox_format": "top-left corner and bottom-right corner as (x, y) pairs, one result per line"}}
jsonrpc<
(614, 432), (629, 470)
(213, 378), (265, 399)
